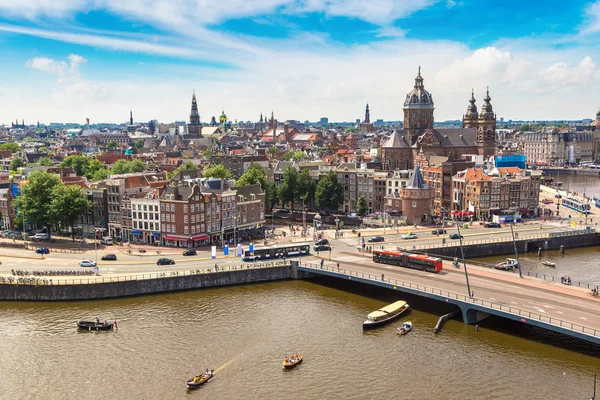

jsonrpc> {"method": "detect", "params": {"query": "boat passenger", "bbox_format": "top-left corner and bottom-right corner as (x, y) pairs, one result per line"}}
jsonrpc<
(96, 317), (100, 324)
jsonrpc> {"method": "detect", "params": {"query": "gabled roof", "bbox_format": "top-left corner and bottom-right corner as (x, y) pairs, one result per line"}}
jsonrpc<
(406, 166), (427, 189)
(382, 130), (411, 148)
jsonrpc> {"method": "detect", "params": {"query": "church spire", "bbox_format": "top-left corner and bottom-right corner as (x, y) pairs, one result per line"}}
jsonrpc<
(414, 66), (424, 88)
(130, 110), (133, 125)
(364, 103), (370, 123)
(189, 91), (200, 125)
(480, 86), (494, 118)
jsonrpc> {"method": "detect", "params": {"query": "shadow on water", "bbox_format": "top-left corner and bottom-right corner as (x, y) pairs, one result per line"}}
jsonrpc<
(308, 276), (600, 358)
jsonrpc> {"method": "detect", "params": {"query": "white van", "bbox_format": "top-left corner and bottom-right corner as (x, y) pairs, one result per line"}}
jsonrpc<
(101, 236), (113, 245)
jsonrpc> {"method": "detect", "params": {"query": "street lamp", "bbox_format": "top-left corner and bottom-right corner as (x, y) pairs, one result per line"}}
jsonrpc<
(456, 223), (473, 298)
(313, 213), (321, 241)
(334, 217), (340, 239)
(509, 222), (523, 278)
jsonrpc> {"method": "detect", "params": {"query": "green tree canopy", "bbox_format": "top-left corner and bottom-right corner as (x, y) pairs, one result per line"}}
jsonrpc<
(267, 146), (277, 157)
(60, 155), (90, 176)
(134, 139), (145, 148)
(236, 163), (267, 187)
(202, 150), (212, 159)
(10, 158), (24, 171)
(111, 159), (131, 174)
(266, 182), (278, 210)
(84, 159), (108, 180)
(36, 156), (54, 166)
(357, 195), (367, 216)
(316, 171), (344, 212)
(0, 142), (20, 153)
(50, 184), (92, 240)
(296, 169), (316, 204)
(202, 164), (232, 179)
(278, 167), (298, 210)
(14, 171), (62, 230)
(172, 160), (198, 178)
(106, 140), (119, 148)
(38, 146), (48, 153)
(129, 159), (147, 173)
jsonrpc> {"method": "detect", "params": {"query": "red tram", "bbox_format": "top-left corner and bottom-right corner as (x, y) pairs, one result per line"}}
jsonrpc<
(373, 249), (443, 273)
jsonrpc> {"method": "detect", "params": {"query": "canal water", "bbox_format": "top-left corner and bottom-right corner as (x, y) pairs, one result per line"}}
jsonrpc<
(1, 280), (598, 399)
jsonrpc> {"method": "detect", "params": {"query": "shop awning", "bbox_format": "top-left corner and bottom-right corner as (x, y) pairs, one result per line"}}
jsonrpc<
(191, 234), (208, 241)
(152, 232), (160, 237)
(132, 231), (142, 236)
(165, 234), (190, 241)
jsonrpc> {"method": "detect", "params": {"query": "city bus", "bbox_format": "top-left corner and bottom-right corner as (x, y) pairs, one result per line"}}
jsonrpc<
(561, 197), (591, 214)
(373, 249), (443, 273)
(242, 243), (310, 261)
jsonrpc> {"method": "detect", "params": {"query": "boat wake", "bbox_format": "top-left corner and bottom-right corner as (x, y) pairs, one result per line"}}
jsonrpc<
(214, 353), (244, 374)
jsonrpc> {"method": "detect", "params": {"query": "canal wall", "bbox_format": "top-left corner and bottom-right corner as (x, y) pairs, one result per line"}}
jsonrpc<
(542, 168), (600, 177)
(401, 230), (600, 259)
(0, 262), (308, 301)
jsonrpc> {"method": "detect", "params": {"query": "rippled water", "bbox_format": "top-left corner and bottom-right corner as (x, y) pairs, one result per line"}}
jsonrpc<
(1, 281), (599, 399)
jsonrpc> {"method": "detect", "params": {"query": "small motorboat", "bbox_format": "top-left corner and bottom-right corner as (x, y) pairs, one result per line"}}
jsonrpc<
(282, 354), (303, 369)
(397, 321), (413, 335)
(77, 320), (114, 331)
(494, 258), (518, 271)
(542, 261), (556, 267)
(186, 369), (213, 389)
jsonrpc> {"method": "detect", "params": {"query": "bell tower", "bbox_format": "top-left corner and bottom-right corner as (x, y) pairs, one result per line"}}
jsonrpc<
(188, 91), (202, 138)
(477, 87), (496, 158)
(462, 89), (478, 128)
(403, 67), (434, 144)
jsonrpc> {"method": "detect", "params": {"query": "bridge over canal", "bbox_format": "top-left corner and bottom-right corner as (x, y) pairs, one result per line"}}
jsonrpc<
(298, 260), (600, 346)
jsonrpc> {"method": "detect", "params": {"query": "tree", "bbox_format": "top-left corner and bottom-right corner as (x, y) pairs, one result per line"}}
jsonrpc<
(84, 159), (108, 180)
(10, 158), (23, 171)
(49, 184), (92, 240)
(292, 151), (307, 162)
(315, 171), (344, 213)
(14, 171), (61, 232)
(202, 164), (232, 179)
(134, 139), (144, 148)
(111, 159), (131, 174)
(36, 156), (54, 166)
(201, 150), (212, 159)
(106, 140), (119, 148)
(278, 167), (298, 211)
(60, 155), (90, 176)
(282, 151), (295, 161)
(129, 159), (146, 173)
(173, 160), (197, 178)
(38, 146), (48, 153)
(267, 146), (277, 158)
(296, 169), (315, 204)
(236, 163), (267, 188)
(0, 142), (20, 153)
(266, 182), (278, 210)
(357, 195), (367, 216)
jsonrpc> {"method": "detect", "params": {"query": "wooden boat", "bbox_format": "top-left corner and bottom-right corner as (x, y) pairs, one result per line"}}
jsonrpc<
(186, 370), (213, 389)
(77, 320), (114, 331)
(494, 258), (518, 271)
(363, 300), (409, 329)
(542, 261), (556, 267)
(282, 355), (303, 369)
(397, 321), (413, 335)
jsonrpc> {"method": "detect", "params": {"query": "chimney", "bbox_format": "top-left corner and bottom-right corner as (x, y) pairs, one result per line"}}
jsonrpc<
(284, 123), (291, 142)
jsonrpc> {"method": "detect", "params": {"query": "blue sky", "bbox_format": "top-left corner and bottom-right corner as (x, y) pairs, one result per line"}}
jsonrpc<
(1, 0), (599, 124)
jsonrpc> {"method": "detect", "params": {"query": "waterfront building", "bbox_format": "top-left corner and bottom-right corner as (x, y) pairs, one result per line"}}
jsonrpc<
(399, 166), (435, 224)
(131, 188), (162, 245)
(382, 68), (496, 171)
(519, 127), (595, 165)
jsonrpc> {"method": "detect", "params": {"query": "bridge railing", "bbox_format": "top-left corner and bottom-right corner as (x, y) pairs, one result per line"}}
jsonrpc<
(300, 262), (599, 339)
(0, 261), (291, 286)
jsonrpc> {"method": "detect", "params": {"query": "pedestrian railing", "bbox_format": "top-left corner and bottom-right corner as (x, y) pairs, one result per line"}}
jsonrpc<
(300, 262), (600, 340)
(0, 261), (291, 286)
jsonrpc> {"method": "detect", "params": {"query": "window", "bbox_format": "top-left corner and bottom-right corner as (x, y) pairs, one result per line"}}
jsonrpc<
(161, 214), (165, 222)
(170, 204), (175, 212)
(183, 205), (188, 213)
(412, 201), (417, 208)
(184, 226), (189, 234)
(161, 203), (165, 211)
(184, 216), (188, 223)
(191, 215), (195, 224)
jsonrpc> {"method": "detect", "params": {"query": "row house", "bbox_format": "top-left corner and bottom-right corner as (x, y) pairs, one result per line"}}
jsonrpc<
(0, 187), (15, 230)
(76, 187), (108, 238)
(131, 188), (162, 245)
(160, 179), (266, 248)
(337, 163), (358, 213)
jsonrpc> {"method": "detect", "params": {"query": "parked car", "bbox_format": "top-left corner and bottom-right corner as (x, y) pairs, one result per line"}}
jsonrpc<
(449, 233), (463, 239)
(484, 222), (501, 228)
(314, 244), (331, 251)
(542, 199), (553, 204)
(183, 249), (197, 256)
(315, 239), (329, 246)
(554, 194), (562, 199)
(368, 236), (385, 242)
(431, 228), (447, 235)
(33, 233), (49, 240)
(401, 233), (418, 240)
(101, 254), (117, 261)
(35, 247), (50, 254)
(157, 258), (175, 265)
(101, 236), (113, 245)
(79, 260), (97, 268)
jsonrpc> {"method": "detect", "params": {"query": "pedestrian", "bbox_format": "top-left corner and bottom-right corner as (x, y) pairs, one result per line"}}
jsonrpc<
(471, 290), (474, 297)
(337, 262), (340, 271)
(320, 259), (324, 269)
(381, 273), (385, 281)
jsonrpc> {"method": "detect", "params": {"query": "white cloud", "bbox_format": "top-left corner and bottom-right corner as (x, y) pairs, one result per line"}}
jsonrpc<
(538, 56), (600, 89)
(0, 0), (88, 19)
(580, 0), (600, 35)
(26, 54), (86, 78)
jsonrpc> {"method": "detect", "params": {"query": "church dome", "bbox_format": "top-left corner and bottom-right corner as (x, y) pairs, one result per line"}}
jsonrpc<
(591, 108), (600, 128)
(219, 109), (228, 122)
(404, 67), (433, 108)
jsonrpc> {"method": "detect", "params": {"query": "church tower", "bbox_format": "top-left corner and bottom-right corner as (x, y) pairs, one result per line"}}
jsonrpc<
(462, 89), (478, 128)
(477, 87), (496, 158)
(364, 103), (370, 123)
(403, 67), (434, 144)
(188, 91), (202, 138)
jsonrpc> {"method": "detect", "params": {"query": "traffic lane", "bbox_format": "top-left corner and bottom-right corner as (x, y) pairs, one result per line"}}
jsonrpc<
(325, 257), (600, 330)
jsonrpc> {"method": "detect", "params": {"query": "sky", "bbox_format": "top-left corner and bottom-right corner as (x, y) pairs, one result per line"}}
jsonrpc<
(1, 0), (600, 125)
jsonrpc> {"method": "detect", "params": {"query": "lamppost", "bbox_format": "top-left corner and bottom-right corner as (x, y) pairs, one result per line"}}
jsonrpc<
(302, 201), (307, 237)
(509, 222), (523, 278)
(383, 208), (387, 235)
(93, 227), (105, 265)
(334, 217), (340, 239)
